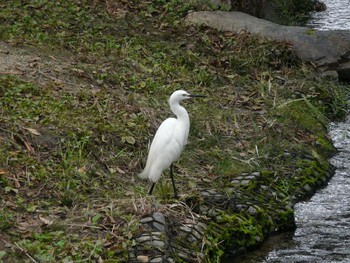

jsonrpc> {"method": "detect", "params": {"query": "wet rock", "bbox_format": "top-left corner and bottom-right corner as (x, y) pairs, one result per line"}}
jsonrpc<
(303, 184), (312, 193)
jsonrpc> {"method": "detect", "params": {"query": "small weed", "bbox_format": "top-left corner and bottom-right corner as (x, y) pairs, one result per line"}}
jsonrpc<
(0, 210), (14, 231)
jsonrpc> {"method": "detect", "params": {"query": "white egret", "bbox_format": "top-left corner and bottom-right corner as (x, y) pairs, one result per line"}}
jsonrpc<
(139, 90), (205, 198)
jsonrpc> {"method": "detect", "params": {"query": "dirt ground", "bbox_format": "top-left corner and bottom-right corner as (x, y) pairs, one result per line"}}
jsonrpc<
(0, 42), (92, 92)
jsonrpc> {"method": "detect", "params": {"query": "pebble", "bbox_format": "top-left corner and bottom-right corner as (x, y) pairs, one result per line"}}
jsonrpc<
(137, 255), (149, 262)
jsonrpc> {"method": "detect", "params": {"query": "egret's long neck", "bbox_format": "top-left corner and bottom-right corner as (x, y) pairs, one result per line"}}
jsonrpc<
(170, 101), (189, 124)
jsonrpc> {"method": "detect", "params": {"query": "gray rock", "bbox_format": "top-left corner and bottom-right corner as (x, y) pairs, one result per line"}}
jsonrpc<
(179, 225), (192, 233)
(153, 222), (166, 232)
(231, 180), (240, 185)
(247, 206), (258, 215)
(240, 179), (251, 185)
(186, 233), (198, 243)
(140, 217), (153, 224)
(178, 252), (196, 262)
(186, 11), (350, 81)
(303, 184), (313, 193)
(153, 212), (166, 225)
(149, 257), (163, 263)
(321, 70), (339, 79)
(251, 172), (261, 178)
(151, 240), (165, 249)
(137, 235), (151, 243)
(260, 185), (269, 191)
(243, 175), (256, 180)
(191, 228), (202, 240)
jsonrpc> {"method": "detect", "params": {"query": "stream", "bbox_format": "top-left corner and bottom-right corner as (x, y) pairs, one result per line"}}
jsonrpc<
(230, 1), (350, 262)
(306, 0), (350, 30)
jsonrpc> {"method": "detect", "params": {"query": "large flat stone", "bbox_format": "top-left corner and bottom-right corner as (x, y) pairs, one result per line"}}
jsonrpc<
(186, 11), (350, 81)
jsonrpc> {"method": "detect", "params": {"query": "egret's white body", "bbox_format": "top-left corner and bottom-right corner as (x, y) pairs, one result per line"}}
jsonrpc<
(139, 90), (204, 197)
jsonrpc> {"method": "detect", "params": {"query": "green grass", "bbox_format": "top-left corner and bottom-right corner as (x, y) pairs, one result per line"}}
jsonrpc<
(0, 0), (349, 261)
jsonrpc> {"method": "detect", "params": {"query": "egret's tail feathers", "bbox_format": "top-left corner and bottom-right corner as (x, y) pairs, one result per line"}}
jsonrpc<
(139, 168), (149, 180)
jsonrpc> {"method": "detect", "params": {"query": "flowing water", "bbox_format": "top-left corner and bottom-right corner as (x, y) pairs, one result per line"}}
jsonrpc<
(228, 1), (350, 262)
(306, 0), (350, 30)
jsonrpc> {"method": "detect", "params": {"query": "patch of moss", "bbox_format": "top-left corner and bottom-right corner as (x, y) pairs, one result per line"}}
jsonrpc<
(316, 135), (335, 157)
(273, 208), (295, 231)
(295, 157), (332, 191)
(204, 211), (272, 262)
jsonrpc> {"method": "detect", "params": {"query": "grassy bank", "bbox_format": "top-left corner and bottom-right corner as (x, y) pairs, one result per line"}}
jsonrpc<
(0, 1), (349, 262)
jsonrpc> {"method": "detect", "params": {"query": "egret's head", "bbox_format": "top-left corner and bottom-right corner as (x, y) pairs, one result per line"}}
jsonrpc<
(169, 90), (205, 104)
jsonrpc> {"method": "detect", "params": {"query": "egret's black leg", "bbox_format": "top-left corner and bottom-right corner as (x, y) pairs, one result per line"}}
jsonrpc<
(169, 164), (178, 198)
(149, 183), (155, 195)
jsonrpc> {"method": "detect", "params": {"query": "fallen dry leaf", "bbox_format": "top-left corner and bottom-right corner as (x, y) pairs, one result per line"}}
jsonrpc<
(39, 215), (54, 226)
(13, 174), (21, 188)
(24, 141), (35, 154)
(78, 166), (87, 175)
(24, 127), (41, 136)
(116, 166), (126, 174)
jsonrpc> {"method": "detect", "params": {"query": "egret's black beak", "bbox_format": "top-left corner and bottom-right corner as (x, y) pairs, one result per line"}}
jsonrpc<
(188, 94), (206, 98)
